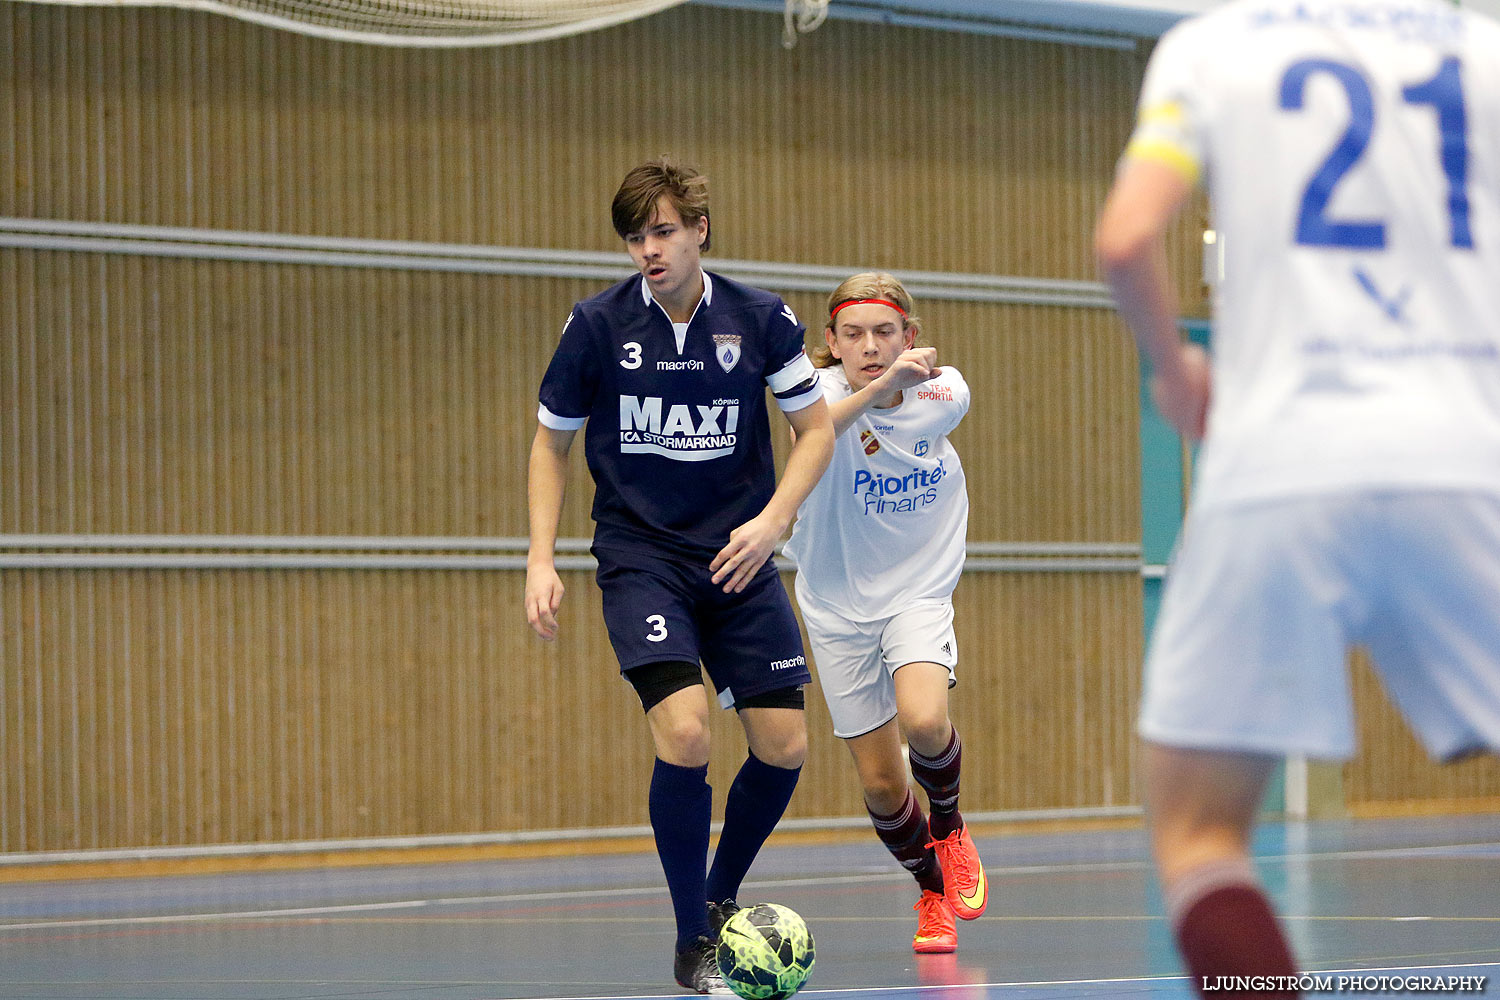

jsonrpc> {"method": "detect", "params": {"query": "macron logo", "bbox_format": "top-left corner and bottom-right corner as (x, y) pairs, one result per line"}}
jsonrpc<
(770, 655), (806, 671)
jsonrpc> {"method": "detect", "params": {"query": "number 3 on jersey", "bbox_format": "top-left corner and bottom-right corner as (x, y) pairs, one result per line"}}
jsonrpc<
(645, 614), (668, 642)
(1281, 56), (1472, 250)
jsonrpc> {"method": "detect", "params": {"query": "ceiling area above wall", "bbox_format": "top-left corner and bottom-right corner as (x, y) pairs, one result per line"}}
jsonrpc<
(700, 0), (1500, 45)
(696, 0), (1201, 43)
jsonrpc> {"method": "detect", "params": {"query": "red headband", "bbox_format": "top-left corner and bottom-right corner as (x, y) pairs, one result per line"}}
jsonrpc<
(830, 297), (907, 320)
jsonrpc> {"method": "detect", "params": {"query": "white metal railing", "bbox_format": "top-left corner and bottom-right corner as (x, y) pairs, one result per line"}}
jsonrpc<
(0, 534), (1144, 572)
(0, 803), (1144, 866)
(0, 217), (1118, 309)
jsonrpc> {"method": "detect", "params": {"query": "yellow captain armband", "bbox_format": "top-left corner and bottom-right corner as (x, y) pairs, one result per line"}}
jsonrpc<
(1139, 99), (1187, 126)
(1124, 100), (1202, 185)
(1122, 138), (1202, 186)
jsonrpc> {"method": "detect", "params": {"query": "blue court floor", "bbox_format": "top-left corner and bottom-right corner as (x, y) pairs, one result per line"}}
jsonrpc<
(1, 814), (1497, 999)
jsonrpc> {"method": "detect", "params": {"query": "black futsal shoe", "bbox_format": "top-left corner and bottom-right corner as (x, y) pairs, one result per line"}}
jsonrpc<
(673, 935), (732, 994)
(707, 899), (742, 939)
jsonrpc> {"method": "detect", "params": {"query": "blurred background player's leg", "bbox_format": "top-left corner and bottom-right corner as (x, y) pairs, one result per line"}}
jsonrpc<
(1146, 743), (1298, 999)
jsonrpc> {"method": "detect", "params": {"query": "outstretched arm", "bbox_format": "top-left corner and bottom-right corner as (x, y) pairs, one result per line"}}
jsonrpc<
(825, 347), (941, 437)
(525, 423), (577, 639)
(711, 396), (834, 593)
(1095, 157), (1207, 440)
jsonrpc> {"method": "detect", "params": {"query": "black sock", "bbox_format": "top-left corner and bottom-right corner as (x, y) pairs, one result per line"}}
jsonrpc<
(705, 752), (801, 905)
(649, 758), (713, 950)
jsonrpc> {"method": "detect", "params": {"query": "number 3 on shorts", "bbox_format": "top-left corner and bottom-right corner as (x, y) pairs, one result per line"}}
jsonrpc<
(645, 614), (669, 642)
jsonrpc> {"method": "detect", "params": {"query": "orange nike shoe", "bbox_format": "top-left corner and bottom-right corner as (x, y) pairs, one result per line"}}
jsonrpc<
(928, 823), (988, 919)
(912, 889), (957, 954)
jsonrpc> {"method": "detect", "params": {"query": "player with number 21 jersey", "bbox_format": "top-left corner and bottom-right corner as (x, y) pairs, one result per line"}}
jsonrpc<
(1128, 0), (1500, 511)
(1097, 1), (1500, 994)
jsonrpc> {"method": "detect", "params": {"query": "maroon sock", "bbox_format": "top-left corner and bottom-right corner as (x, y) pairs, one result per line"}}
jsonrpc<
(868, 789), (944, 895)
(1171, 863), (1299, 999)
(909, 727), (963, 840)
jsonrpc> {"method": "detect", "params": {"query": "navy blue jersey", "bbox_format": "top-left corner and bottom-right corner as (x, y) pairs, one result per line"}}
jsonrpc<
(538, 271), (821, 559)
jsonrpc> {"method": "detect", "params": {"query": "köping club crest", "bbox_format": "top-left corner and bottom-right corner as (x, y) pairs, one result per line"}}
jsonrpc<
(713, 334), (742, 373)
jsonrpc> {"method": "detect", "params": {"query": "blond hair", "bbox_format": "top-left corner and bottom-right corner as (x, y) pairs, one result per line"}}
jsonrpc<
(812, 271), (922, 368)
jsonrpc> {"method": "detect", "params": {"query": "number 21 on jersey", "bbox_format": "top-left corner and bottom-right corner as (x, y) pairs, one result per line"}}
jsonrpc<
(1281, 56), (1472, 250)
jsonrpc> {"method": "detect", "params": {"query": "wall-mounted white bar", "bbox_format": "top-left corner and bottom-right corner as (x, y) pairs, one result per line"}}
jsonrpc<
(968, 541), (1139, 557)
(0, 804), (1141, 864)
(0, 217), (1118, 309)
(0, 553), (1145, 572)
(0, 533), (592, 552)
(0, 553), (599, 570)
(964, 557), (1141, 572)
(1, 534), (1139, 558)
(0, 535), (1143, 571)
(1283, 754), (1309, 821)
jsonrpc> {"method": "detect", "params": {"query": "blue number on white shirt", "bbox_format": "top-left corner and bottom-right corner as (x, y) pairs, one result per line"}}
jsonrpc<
(1281, 57), (1473, 251)
(1401, 57), (1473, 250)
(1280, 60), (1383, 248)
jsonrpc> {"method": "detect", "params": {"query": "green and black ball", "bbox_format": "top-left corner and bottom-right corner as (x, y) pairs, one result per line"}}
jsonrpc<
(714, 902), (816, 1000)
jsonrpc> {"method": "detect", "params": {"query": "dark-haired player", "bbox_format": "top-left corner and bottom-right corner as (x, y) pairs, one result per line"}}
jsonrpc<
(525, 157), (834, 993)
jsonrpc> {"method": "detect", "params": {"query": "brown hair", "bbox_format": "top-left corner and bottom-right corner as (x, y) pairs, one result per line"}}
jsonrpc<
(812, 271), (922, 368)
(610, 157), (711, 251)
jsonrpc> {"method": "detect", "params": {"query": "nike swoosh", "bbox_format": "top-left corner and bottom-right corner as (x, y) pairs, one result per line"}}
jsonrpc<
(958, 873), (987, 910)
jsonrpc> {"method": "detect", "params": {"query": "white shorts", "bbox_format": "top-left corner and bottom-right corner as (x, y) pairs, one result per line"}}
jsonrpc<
(1141, 491), (1500, 761)
(795, 583), (958, 740)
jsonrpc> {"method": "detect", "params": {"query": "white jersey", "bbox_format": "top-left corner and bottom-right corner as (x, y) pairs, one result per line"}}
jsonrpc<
(784, 365), (969, 622)
(1127, 0), (1500, 510)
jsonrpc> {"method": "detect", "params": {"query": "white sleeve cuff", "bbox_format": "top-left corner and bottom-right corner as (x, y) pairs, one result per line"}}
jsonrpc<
(775, 382), (824, 413)
(766, 351), (816, 394)
(538, 403), (587, 430)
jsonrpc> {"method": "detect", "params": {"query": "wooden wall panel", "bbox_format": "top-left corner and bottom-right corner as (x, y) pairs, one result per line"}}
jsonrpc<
(0, 565), (1139, 852)
(0, 0), (1259, 854)
(0, 247), (1145, 851)
(0, 255), (1144, 547)
(1, 3), (1144, 277)
(1344, 652), (1500, 813)
(953, 572), (1142, 810)
(0, 252), (600, 538)
(773, 293), (1143, 543)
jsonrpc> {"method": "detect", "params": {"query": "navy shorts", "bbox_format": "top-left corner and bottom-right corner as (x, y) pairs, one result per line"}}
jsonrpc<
(594, 545), (811, 708)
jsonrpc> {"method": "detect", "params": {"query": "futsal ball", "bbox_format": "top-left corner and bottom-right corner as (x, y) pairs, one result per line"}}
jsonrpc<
(715, 902), (816, 1000)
